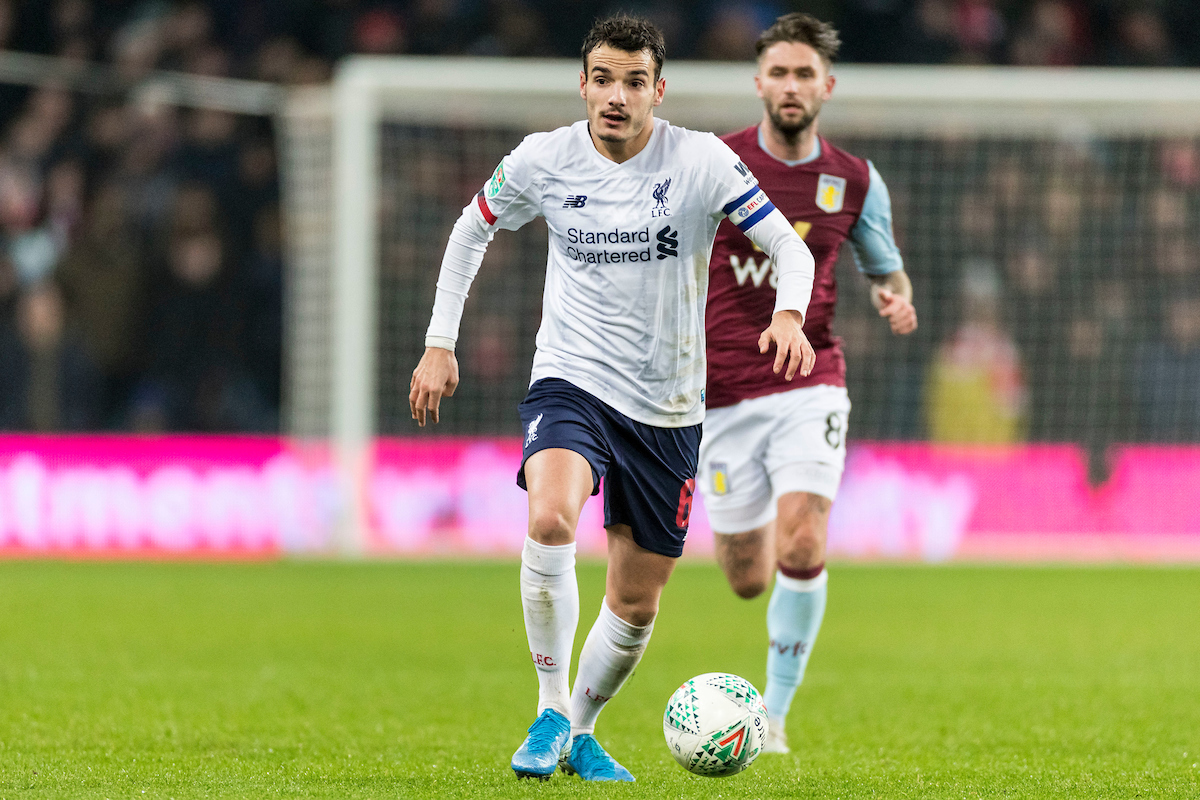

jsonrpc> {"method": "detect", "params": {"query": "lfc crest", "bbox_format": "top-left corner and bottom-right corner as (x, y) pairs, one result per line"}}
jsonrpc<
(651, 177), (672, 217)
(816, 173), (846, 213)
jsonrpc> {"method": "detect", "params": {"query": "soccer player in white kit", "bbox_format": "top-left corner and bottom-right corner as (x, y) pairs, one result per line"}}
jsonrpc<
(410, 15), (818, 782)
(700, 13), (918, 755)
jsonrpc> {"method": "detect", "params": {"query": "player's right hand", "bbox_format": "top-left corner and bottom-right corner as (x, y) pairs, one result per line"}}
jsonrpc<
(409, 347), (460, 426)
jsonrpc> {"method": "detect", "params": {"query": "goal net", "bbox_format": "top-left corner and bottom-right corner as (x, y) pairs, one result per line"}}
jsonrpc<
(279, 59), (1200, 551)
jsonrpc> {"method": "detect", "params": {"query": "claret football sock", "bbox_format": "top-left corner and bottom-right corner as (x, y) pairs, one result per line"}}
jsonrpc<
(520, 536), (579, 718)
(764, 564), (828, 727)
(569, 598), (654, 738)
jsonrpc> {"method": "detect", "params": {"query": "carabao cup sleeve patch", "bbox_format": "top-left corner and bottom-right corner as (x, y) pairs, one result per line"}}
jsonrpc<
(485, 161), (506, 198)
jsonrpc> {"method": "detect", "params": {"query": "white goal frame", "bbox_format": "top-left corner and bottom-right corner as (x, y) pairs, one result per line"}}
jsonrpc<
(286, 58), (1200, 554)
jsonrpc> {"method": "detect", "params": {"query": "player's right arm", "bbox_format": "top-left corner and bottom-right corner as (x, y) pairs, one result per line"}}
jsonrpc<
(742, 208), (817, 380)
(410, 143), (543, 426)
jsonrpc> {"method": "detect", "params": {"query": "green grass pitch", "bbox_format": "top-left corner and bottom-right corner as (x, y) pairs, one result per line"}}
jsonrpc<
(1, 561), (1198, 798)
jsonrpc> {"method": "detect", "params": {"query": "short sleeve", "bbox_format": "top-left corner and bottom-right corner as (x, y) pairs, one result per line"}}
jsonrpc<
(474, 137), (543, 232)
(699, 135), (778, 232)
(849, 161), (904, 275)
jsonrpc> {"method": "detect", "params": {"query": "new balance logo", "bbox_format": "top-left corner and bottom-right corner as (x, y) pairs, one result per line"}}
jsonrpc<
(563, 195), (587, 208)
(656, 226), (678, 260)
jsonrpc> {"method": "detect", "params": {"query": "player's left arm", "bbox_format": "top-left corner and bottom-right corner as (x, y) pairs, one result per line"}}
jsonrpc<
(850, 161), (916, 335)
(742, 207), (818, 380)
(700, 137), (816, 381)
(706, 135), (816, 379)
(869, 270), (917, 335)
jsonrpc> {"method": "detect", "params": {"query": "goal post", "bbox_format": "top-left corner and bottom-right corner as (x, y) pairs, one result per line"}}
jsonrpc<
(278, 58), (1200, 554)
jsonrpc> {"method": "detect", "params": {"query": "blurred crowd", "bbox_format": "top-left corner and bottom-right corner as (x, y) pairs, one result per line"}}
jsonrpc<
(835, 0), (1200, 66)
(262, 0), (1200, 67)
(0, 0), (1180, 68)
(0, 0), (1197, 444)
(0, 1), (285, 432)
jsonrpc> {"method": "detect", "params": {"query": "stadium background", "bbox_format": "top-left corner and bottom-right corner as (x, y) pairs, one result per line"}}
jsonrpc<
(0, 0), (1197, 559)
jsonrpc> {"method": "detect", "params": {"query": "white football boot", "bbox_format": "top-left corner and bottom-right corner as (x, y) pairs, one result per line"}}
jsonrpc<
(762, 721), (790, 754)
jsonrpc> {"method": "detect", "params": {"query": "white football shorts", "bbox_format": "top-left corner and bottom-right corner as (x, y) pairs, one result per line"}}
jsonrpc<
(698, 384), (851, 533)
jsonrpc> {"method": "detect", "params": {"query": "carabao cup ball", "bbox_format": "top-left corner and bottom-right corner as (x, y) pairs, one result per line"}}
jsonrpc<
(663, 672), (769, 777)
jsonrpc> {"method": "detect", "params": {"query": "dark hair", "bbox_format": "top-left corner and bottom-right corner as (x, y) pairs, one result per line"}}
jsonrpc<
(581, 14), (666, 81)
(755, 12), (841, 65)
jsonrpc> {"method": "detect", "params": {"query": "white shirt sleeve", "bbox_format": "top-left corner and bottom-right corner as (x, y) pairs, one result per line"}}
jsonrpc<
(700, 136), (815, 319)
(424, 140), (542, 350)
(741, 207), (815, 318)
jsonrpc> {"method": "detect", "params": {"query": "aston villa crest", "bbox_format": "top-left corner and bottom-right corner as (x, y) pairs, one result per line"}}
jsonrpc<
(816, 173), (846, 213)
(710, 462), (730, 495)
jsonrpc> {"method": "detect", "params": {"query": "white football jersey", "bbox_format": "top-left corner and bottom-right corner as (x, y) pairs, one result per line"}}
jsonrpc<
(470, 118), (774, 428)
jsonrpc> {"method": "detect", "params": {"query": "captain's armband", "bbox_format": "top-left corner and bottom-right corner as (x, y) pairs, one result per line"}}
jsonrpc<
(723, 186), (776, 232)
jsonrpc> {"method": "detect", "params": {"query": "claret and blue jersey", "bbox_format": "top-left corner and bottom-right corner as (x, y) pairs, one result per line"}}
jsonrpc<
(706, 126), (905, 409)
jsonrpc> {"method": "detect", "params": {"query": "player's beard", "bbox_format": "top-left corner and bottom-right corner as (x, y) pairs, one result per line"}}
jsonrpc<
(768, 101), (820, 143)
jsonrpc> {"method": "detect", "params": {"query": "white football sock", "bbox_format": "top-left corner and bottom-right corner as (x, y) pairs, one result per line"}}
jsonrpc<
(569, 598), (654, 738)
(764, 567), (828, 725)
(520, 536), (578, 718)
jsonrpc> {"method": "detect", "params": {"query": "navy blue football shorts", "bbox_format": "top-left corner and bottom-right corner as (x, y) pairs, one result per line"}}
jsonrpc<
(516, 378), (701, 558)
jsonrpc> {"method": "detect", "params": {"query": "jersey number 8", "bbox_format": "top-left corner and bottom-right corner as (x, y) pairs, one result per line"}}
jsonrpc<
(824, 413), (845, 450)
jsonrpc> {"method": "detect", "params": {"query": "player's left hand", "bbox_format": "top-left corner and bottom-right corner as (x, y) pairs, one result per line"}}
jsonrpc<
(759, 309), (815, 380)
(873, 287), (918, 335)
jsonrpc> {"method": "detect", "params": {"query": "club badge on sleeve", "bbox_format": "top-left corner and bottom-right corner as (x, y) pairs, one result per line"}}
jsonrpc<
(486, 162), (506, 198)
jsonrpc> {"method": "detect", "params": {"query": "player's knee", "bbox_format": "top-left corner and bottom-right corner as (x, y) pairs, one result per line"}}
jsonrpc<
(729, 574), (767, 600)
(527, 507), (576, 546)
(776, 494), (830, 571)
(721, 560), (768, 599)
(606, 594), (657, 627)
(779, 533), (824, 572)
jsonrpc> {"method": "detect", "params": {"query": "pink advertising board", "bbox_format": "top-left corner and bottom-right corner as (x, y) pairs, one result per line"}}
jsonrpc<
(0, 436), (337, 556)
(831, 444), (1200, 561)
(1, 435), (1198, 560)
(367, 440), (1200, 561)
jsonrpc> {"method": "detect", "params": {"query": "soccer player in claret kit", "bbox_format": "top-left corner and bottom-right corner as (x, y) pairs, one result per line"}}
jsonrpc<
(409, 15), (818, 783)
(699, 13), (918, 754)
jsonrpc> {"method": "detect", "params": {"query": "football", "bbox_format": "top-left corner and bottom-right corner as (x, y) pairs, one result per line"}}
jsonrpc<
(663, 672), (769, 777)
